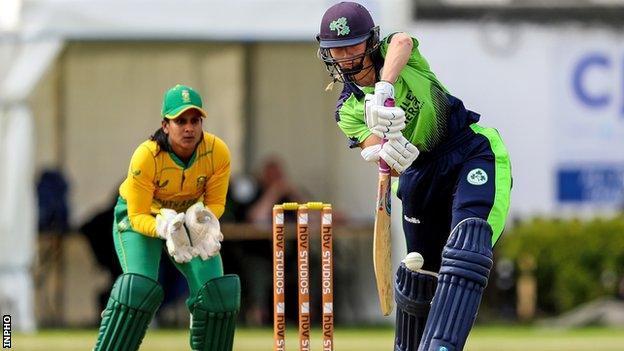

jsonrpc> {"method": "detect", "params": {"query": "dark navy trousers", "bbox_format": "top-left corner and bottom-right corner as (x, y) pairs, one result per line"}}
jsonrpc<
(397, 125), (512, 273)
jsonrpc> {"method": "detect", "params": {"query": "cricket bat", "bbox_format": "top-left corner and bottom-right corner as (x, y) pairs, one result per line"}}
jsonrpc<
(373, 98), (394, 316)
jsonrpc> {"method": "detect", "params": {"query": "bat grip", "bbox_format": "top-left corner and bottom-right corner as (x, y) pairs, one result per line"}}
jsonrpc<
(379, 98), (395, 174)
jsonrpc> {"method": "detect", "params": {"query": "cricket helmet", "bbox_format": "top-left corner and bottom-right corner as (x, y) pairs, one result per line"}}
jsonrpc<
(316, 1), (380, 83)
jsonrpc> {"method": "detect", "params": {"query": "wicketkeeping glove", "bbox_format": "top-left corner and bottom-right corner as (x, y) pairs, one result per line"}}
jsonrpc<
(184, 203), (223, 260)
(156, 209), (195, 263)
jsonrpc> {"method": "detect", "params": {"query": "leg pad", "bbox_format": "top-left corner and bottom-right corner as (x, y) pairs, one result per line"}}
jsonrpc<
(94, 273), (164, 351)
(188, 274), (241, 351)
(394, 262), (437, 351)
(419, 218), (493, 351)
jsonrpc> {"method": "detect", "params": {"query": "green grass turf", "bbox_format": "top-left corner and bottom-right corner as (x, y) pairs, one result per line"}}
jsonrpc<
(12, 325), (624, 350)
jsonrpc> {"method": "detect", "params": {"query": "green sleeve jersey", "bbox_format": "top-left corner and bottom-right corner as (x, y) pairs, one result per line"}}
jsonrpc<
(335, 34), (476, 152)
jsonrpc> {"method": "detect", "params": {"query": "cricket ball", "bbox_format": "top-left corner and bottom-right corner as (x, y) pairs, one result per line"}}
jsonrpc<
(402, 252), (424, 271)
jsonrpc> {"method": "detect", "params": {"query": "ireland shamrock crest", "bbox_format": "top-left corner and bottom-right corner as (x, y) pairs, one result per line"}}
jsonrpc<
(467, 168), (488, 185)
(329, 17), (350, 36)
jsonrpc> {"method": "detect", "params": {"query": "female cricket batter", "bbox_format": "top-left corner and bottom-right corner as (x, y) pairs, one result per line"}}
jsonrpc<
(94, 84), (240, 351)
(317, 2), (511, 351)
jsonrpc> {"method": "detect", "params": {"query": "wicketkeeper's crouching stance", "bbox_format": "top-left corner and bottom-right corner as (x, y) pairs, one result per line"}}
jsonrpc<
(94, 84), (240, 351)
(317, 2), (512, 350)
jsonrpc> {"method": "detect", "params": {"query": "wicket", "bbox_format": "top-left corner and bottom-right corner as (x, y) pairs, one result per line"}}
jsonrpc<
(273, 202), (334, 351)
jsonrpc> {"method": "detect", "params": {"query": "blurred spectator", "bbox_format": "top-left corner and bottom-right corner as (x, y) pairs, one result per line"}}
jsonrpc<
(246, 156), (305, 225)
(37, 169), (70, 234)
(79, 194), (121, 316)
(35, 169), (71, 326)
(222, 155), (305, 326)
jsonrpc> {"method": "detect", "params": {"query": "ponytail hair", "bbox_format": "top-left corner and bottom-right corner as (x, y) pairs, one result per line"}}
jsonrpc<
(150, 127), (170, 154)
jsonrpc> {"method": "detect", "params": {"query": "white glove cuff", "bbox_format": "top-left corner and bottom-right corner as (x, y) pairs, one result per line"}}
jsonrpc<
(361, 144), (381, 163)
(374, 81), (395, 103)
(364, 94), (375, 128)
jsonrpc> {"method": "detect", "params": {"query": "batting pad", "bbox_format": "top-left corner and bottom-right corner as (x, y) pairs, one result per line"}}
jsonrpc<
(94, 273), (164, 351)
(418, 218), (493, 351)
(188, 274), (241, 351)
(394, 263), (437, 351)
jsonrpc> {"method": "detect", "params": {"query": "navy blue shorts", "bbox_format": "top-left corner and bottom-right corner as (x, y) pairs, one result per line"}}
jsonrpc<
(397, 125), (511, 272)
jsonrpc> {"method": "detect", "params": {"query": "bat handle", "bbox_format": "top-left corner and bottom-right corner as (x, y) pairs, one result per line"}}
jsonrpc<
(379, 98), (395, 174)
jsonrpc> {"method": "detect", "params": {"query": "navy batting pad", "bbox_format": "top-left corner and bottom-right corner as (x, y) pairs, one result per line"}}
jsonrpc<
(418, 218), (493, 351)
(394, 263), (437, 351)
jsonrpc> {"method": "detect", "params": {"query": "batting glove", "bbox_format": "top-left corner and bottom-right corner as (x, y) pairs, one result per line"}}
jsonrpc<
(361, 136), (419, 173)
(373, 80), (395, 106)
(184, 203), (223, 260)
(361, 144), (382, 163)
(156, 209), (195, 263)
(379, 136), (419, 173)
(369, 105), (406, 140)
(365, 82), (406, 140)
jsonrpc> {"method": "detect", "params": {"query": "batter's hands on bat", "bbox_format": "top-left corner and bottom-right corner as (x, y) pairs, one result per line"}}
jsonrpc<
(380, 136), (419, 173)
(373, 80), (395, 106)
(360, 143), (382, 163)
(156, 208), (195, 263)
(365, 82), (406, 140)
(360, 135), (419, 173)
(184, 202), (223, 260)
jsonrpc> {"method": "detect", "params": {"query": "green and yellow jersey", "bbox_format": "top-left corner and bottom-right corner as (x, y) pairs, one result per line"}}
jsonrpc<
(119, 132), (230, 237)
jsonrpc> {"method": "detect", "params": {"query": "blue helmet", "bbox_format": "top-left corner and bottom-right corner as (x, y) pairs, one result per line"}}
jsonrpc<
(316, 2), (380, 83)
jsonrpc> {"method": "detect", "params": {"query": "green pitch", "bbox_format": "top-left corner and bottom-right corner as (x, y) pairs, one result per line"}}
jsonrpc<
(14, 326), (624, 351)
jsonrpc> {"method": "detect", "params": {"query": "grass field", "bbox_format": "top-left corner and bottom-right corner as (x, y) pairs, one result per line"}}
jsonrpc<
(13, 325), (624, 351)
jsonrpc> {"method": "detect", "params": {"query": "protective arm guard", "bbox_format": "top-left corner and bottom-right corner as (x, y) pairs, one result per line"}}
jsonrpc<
(394, 263), (437, 351)
(187, 274), (241, 351)
(94, 273), (164, 351)
(418, 218), (493, 351)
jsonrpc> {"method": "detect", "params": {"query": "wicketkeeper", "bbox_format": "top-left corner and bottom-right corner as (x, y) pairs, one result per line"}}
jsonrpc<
(93, 84), (240, 351)
(317, 2), (512, 350)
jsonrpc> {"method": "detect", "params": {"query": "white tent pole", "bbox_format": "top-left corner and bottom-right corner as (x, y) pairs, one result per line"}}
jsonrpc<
(0, 38), (63, 331)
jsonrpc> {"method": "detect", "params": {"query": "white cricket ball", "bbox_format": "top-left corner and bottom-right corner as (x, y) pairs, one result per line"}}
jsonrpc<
(403, 252), (424, 271)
